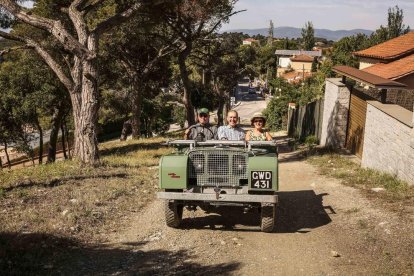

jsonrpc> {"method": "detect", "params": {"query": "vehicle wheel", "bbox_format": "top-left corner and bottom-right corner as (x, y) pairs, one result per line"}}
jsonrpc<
(260, 203), (276, 232)
(164, 200), (183, 228)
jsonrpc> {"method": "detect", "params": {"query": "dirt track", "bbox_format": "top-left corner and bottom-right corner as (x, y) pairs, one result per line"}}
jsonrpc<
(65, 150), (414, 275)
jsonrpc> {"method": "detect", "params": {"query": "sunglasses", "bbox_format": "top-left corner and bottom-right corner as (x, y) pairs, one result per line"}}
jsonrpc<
(254, 120), (264, 123)
(199, 113), (209, 118)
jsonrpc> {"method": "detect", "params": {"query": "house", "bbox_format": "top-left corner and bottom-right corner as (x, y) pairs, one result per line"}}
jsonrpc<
(275, 50), (321, 78)
(289, 54), (314, 73)
(275, 49), (322, 68)
(319, 32), (414, 185)
(242, 38), (259, 46)
(354, 32), (414, 89)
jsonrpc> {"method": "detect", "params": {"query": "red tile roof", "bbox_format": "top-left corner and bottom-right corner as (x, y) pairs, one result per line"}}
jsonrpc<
(281, 71), (312, 83)
(362, 54), (414, 80)
(354, 32), (414, 61)
(290, 54), (314, 62)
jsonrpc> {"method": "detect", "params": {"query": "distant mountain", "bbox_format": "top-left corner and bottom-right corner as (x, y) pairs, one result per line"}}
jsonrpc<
(222, 26), (373, 41)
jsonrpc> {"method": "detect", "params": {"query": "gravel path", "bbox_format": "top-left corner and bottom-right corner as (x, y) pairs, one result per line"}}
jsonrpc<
(94, 152), (414, 275)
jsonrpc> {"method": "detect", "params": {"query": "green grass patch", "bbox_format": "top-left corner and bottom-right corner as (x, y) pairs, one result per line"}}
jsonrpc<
(308, 153), (413, 200)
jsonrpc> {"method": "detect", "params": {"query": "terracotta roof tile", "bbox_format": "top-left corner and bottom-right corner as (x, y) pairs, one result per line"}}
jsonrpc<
(281, 71), (312, 83)
(354, 32), (414, 61)
(290, 54), (314, 62)
(362, 54), (414, 80)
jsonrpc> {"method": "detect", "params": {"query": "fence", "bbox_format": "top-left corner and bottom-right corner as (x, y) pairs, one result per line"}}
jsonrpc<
(287, 99), (324, 141)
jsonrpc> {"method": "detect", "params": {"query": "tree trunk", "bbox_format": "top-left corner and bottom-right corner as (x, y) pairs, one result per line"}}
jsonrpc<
(217, 99), (224, 126)
(47, 104), (65, 163)
(120, 119), (131, 141)
(61, 123), (67, 159)
(72, 37), (100, 165)
(178, 49), (195, 126)
(64, 121), (71, 159)
(130, 79), (143, 139)
(34, 118), (44, 165)
(4, 142), (11, 169)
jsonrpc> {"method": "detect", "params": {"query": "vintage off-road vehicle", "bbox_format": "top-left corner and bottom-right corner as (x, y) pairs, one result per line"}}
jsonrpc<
(157, 140), (278, 232)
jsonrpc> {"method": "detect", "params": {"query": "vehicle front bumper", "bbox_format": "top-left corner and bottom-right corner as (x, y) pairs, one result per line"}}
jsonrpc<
(157, 192), (278, 204)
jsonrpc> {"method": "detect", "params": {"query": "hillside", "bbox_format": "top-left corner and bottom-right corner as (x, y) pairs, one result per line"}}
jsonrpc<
(221, 26), (373, 41)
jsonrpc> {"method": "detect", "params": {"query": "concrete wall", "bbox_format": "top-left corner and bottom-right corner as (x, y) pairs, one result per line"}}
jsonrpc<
(291, 61), (312, 72)
(361, 102), (414, 185)
(278, 57), (291, 68)
(320, 78), (351, 147)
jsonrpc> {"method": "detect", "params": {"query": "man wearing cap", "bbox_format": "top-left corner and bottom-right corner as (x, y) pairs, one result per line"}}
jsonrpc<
(217, 110), (245, 140)
(184, 108), (218, 141)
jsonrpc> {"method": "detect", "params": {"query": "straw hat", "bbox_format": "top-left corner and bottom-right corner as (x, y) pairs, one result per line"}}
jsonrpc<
(250, 112), (266, 126)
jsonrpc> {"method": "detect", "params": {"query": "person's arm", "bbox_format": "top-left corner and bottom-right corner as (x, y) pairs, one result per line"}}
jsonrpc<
(265, 131), (273, 141)
(245, 130), (251, 141)
(239, 129), (246, 141)
(217, 126), (224, 140)
(184, 126), (194, 140)
(212, 126), (219, 140)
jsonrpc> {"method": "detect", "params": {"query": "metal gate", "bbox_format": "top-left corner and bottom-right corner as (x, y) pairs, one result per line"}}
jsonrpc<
(346, 89), (368, 158)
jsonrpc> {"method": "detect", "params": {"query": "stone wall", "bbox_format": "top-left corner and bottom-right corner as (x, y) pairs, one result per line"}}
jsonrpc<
(361, 103), (414, 185)
(320, 78), (350, 147)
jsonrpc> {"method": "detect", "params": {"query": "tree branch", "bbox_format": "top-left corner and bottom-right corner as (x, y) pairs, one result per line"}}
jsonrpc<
(0, 45), (33, 56)
(0, 30), (74, 92)
(69, 0), (89, 45)
(0, 0), (92, 58)
(81, 0), (104, 14)
(92, 0), (166, 35)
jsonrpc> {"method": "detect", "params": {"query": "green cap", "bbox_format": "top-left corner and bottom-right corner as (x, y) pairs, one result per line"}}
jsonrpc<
(197, 107), (209, 114)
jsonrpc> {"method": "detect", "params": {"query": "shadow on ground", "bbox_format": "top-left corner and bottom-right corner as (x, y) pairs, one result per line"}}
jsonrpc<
(3, 173), (129, 192)
(180, 190), (333, 233)
(0, 232), (240, 275)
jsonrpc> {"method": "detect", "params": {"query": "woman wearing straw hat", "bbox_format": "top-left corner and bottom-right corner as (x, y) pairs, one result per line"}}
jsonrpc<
(245, 112), (273, 141)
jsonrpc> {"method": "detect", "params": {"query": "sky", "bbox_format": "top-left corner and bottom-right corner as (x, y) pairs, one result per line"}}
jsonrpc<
(220, 0), (414, 31)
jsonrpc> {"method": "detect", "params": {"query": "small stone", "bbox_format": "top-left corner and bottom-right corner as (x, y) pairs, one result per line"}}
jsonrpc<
(232, 237), (238, 241)
(371, 187), (385, 192)
(61, 209), (69, 216)
(331, 251), (340, 257)
(220, 240), (226, 245)
(69, 199), (78, 204)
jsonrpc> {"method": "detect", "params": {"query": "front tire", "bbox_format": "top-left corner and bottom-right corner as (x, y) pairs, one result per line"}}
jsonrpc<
(164, 200), (183, 228)
(260, 203), (276, 232)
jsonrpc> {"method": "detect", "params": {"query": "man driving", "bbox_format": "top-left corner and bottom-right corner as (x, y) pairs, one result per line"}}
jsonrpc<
(184, 108), (218, 141)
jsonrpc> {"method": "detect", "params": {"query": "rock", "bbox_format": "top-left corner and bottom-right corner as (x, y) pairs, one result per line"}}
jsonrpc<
(69, 199), (78, 204)
(371, 187), (385, 192)
(220, 240), (226, 245)
(61, 209), (69, 216)
(331, 250), (340, 257)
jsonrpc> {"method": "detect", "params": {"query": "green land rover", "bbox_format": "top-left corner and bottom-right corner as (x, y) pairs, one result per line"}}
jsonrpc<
(157, 140), (278, 232)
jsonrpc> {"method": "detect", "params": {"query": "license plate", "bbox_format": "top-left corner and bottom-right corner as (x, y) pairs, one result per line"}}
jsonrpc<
(251, 171), (272, 189)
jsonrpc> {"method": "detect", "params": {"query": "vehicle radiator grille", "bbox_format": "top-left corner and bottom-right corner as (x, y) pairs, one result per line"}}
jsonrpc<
(188, 150), (248, 187)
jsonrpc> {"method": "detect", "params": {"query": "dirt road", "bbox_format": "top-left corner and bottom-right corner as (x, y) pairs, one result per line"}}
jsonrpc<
(72, 150), (413, 275)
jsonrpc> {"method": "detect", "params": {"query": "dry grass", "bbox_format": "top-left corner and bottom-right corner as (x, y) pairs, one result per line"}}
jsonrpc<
(0, 137), (173, 243)
(308, 152), (414, 210)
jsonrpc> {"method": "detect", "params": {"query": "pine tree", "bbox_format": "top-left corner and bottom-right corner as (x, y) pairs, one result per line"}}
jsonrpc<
(267, 20), (274, 46)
